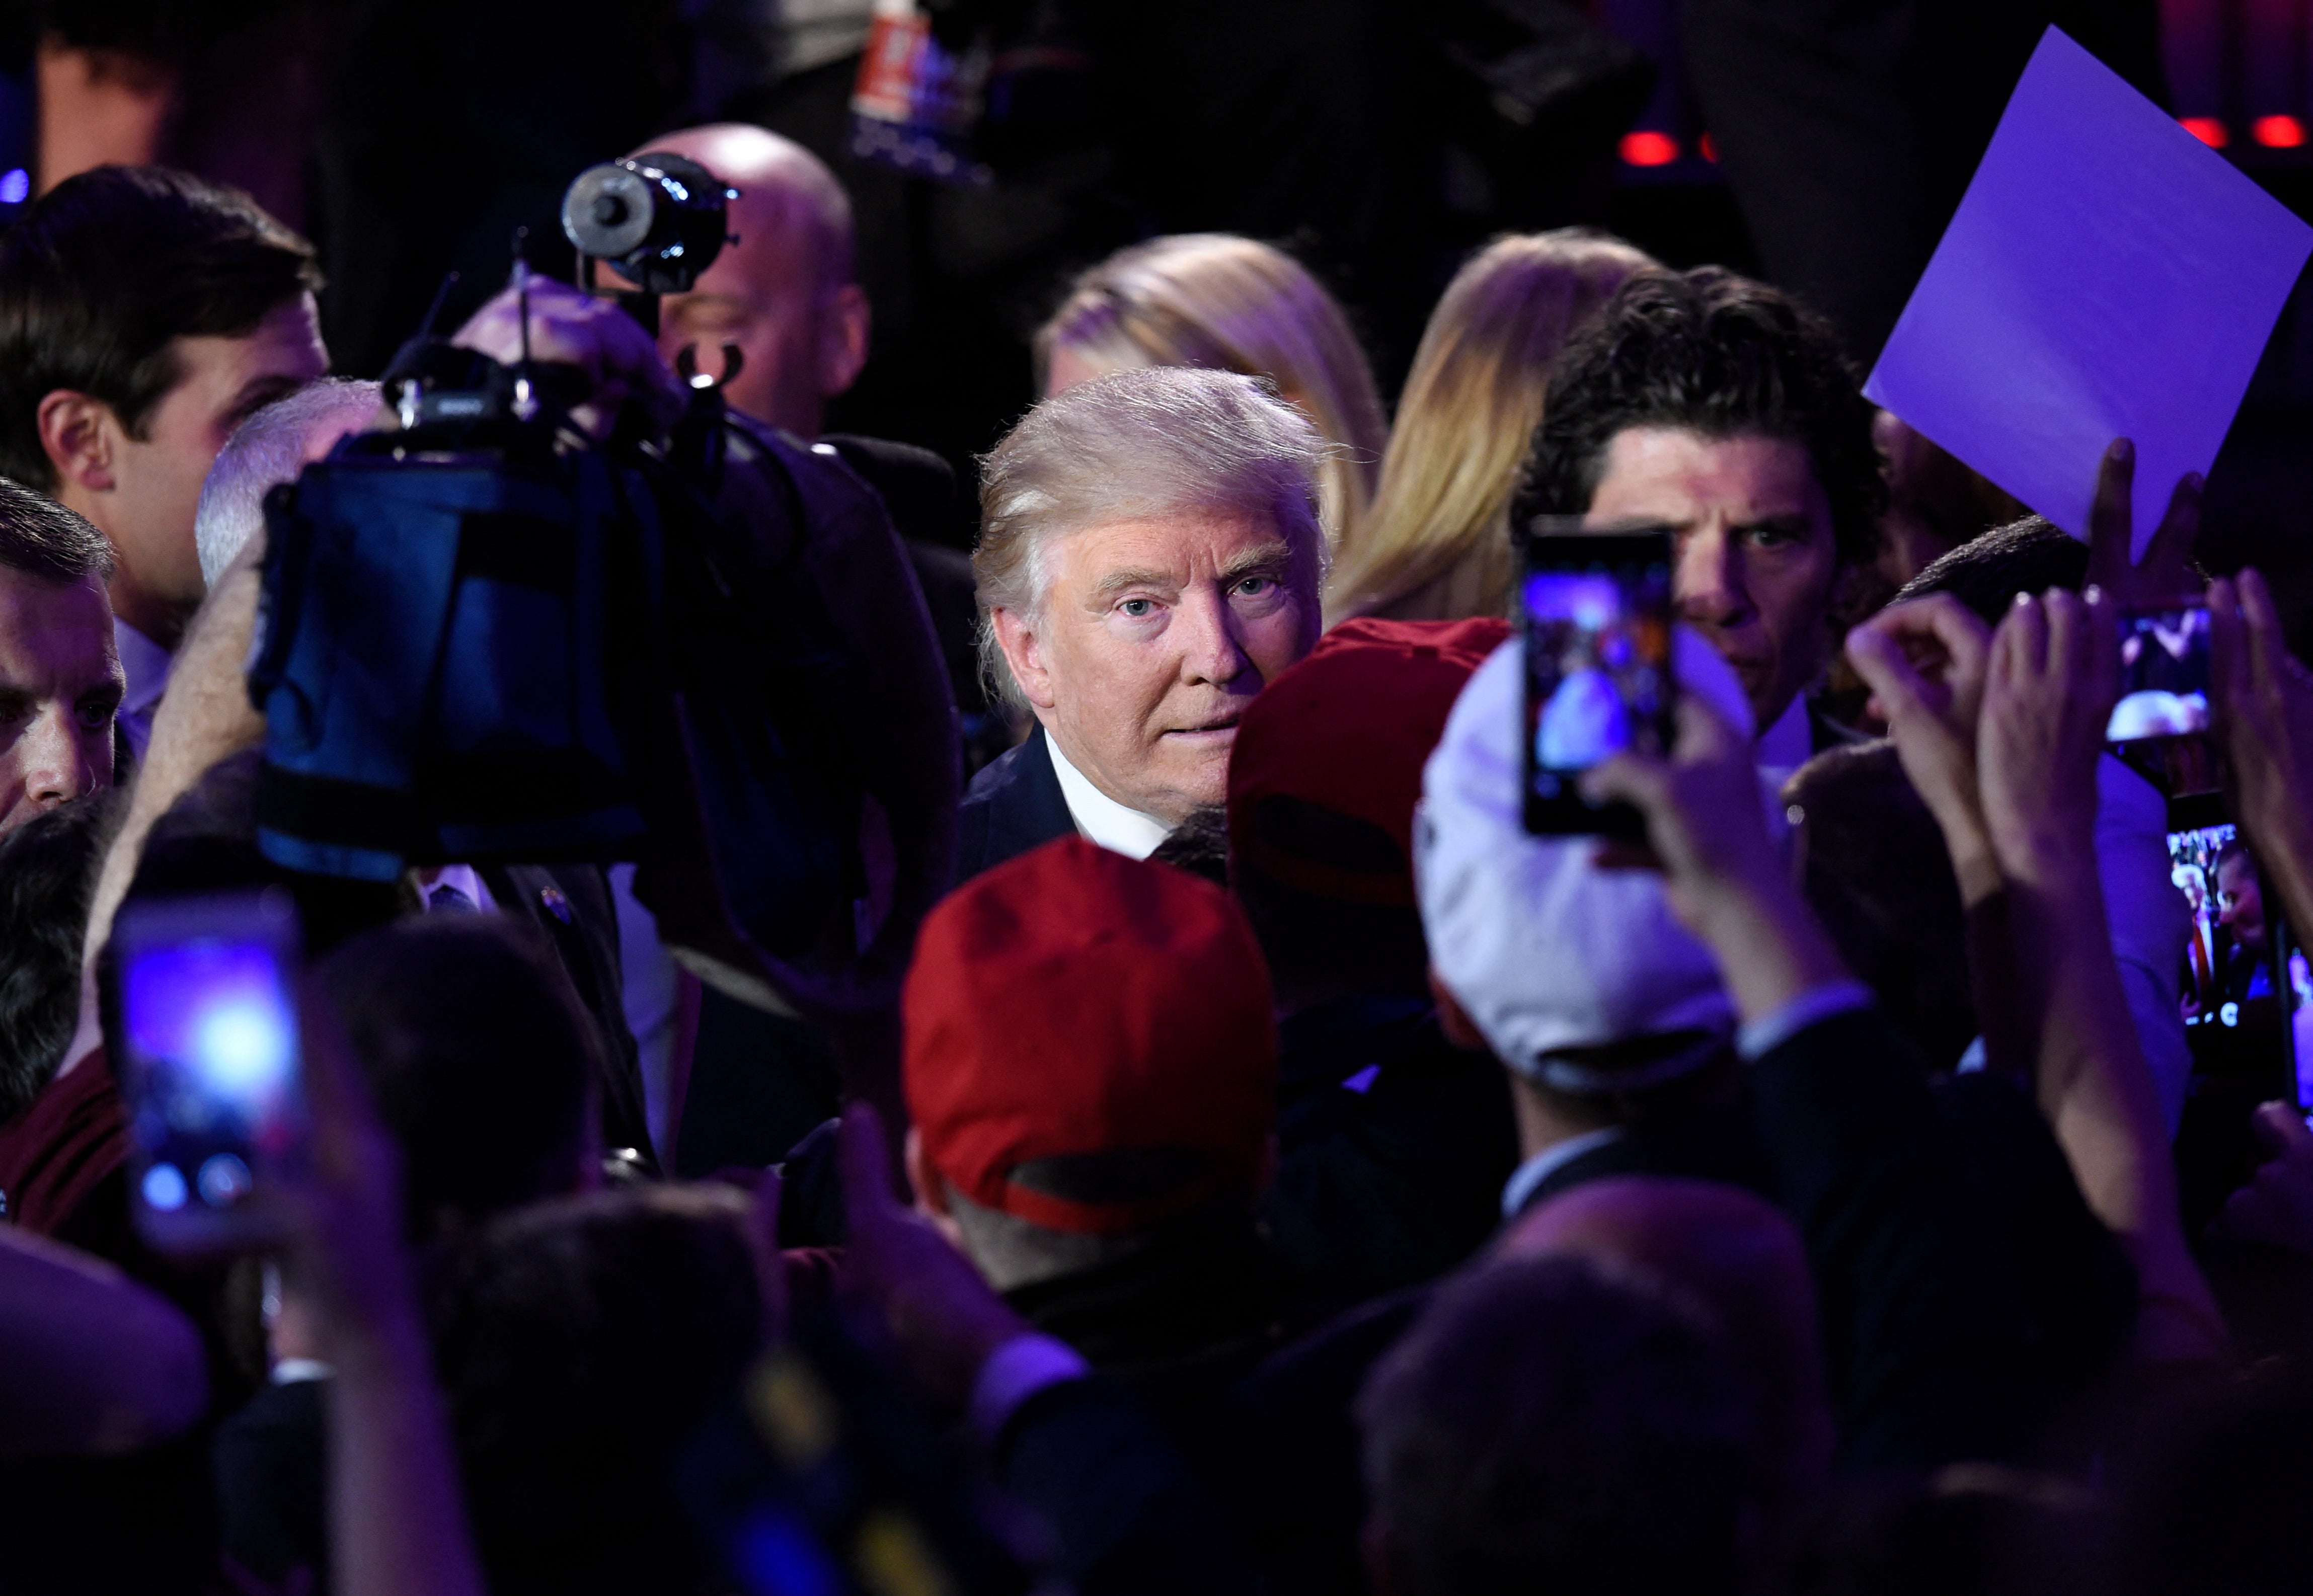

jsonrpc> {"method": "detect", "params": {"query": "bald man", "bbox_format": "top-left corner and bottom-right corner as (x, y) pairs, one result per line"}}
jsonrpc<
(633, 124), (870, 438)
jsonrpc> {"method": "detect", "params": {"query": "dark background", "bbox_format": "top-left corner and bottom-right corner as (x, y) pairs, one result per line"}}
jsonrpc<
(1, 0), (2309, 581)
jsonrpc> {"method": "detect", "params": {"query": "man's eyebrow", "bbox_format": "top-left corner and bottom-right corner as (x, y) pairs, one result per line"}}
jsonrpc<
(1090, 566), (1179, 599)
(1216, 542), (1295, 583)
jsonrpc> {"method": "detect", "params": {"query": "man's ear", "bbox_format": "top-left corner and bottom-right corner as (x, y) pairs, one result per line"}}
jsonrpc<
(904, 1126), (948, 1217)
(37, 389), (120, 498)
(819, 281), (871, 399)
(989, 606), (1059, 711)
(1428, 964), (1490, 1054)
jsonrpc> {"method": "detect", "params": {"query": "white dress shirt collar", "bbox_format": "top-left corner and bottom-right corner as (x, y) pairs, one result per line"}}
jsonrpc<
(1500, 1127), (1627, 1219)
(1044, 732), (1171, 860)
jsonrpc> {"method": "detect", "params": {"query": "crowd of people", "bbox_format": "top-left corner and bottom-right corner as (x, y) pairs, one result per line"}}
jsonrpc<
(2, 101), (2312, 1596)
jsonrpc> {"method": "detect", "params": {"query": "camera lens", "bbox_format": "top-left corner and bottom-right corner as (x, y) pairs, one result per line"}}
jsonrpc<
(561, 164), (656, 259)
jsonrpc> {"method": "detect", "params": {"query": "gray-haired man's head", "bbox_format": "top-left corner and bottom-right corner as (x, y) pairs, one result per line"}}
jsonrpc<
(194, 377), (382, 585)
(973, 365), (1331, 826)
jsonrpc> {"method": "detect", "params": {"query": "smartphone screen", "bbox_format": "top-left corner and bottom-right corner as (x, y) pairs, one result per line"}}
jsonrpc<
(2168, 822), (2247, 1031)
(1521, 529), (1675, 838)
(112, 890), (304, 1250)
(2279, 920), (2313, 1116)
(2109, 605), (2212, 742)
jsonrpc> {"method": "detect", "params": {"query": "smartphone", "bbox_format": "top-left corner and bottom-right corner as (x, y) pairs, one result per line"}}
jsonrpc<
(2279, 919), (2313, 1118)
(1520, 528), (1676, 838)
(2167, 821), (2244, 1033)
(2109, 603), (2217, 778)
(112, 889), (305, 1251)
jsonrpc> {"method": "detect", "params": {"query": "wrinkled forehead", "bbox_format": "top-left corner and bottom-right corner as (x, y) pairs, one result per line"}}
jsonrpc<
(1589, 425), (1830, 529)
(1038, 507), (1303, 590)
(0, 569), (117, 692)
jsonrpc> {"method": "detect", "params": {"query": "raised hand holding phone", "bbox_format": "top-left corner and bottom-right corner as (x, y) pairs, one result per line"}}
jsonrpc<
(1519, 524), (1677, 840)
(111, 889), (309, 1254)
(1581, 693), (1849, 1026)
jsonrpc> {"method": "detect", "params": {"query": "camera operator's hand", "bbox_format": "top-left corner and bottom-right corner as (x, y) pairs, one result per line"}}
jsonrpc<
(1584, 695), (1849, 1023)
(1977, 588), (2118, 887)
(834, 1103), (1033, 1407)
(2209, 569), (2313, 936)
(452, 276), (686, 440)
(1845, 594), (1998, 903)
(2087, 437), (2204, 611)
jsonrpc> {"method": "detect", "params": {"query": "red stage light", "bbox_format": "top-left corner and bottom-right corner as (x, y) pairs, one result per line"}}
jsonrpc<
(2253, 115), (2306, 148)
(1620, 131), (1679, 167)
(2181, 117), (2228, 148)
(1699, 133), (1719, 162)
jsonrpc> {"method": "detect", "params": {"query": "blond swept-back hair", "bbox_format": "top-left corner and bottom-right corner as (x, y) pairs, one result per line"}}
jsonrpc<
(974, 365), (1332, 708)
(1035, 233), (1386, 551)
(1324, 230), (1656, 627)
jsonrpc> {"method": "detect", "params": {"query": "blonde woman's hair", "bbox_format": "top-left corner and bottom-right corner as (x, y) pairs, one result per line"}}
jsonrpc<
(1325, 230), (1656, 627)
(1035, 233), (1386, 551)
(975, 365), (1332, 708)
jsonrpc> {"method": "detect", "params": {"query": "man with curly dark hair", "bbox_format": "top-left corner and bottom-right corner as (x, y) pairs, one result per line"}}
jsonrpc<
(1517, 268), (1884, 773)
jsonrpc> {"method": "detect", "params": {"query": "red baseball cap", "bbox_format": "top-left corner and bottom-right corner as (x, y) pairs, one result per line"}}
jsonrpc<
(1227, 615), (1510, 908)
(903, 837), (1277, 1234)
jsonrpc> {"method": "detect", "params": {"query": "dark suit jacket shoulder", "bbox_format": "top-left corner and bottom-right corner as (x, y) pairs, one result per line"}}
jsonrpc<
(483, 862), (655, 1168)
(955, 726), (1074, 885)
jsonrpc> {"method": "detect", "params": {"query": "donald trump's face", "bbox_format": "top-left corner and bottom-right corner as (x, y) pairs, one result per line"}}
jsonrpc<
(991, 509), (1318, 826)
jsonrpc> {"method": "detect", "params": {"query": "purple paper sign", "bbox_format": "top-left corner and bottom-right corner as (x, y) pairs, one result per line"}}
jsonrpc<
(1865, 27), (2313, 556)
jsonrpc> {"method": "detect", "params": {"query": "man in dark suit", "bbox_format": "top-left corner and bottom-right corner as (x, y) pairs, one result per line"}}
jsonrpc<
(954, 722), (1079, 884)
(465, 864), (654, 1165)
(1516, 269), (1885, 784)
(957, 367), (1331, 881)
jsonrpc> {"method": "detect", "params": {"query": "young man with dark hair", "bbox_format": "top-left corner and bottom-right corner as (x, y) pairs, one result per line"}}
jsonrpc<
(0, 165), (328, 754)
(0, 475), (123, 833)
(1518, 266), (1883, 778)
